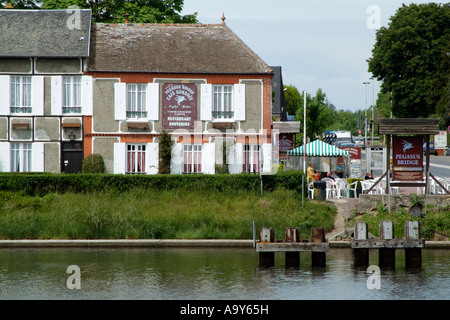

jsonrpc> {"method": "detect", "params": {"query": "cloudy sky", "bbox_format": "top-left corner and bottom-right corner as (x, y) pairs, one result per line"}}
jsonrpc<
(182, 0), (434, 113)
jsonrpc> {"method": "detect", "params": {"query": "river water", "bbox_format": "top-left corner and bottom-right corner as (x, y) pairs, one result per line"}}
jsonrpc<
(0, 247), (448, 300)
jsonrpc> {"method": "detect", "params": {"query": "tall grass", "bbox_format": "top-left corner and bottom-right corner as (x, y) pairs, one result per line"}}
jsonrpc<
(0, 188), (336, 240)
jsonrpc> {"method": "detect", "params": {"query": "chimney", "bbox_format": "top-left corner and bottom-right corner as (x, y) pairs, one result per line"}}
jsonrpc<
(5, 3), (14, 9)
(124, 13), (129, 24)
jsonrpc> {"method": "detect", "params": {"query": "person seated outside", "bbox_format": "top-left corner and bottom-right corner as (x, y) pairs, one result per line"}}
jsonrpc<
(364, 172), (374, 180)
(323, 172), (335, 181)
(331, 171), (339, 179)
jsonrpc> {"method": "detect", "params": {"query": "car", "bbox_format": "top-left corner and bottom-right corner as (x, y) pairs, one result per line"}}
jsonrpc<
(339, 142), (356, 148)
(423, 142), (438, 156)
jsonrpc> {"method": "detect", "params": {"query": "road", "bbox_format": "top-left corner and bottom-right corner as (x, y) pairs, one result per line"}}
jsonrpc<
(427, 155), (450, 178)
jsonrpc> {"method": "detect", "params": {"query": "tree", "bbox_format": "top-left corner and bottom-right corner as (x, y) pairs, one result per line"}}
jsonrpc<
(367, 3), (450, 119)
(295, 88), (335, 141)
(283, 85), (302, 116)
(41, 0), (198, 23)
(0, 0), (41, 8)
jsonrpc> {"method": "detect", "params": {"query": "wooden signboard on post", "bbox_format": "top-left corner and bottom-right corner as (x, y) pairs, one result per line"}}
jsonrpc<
(377, 118), (446, 194)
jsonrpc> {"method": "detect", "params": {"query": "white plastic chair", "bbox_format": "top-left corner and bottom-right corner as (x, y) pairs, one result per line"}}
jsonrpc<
(308, 182), (314, 199)
(361, 180), (377, 194)
(335, 179), (348, 198)
(325, 180), (337, 199)
(348, 181), (358, 198)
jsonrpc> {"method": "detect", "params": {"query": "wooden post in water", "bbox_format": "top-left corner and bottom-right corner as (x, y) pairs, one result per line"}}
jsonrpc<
(285, 228), (300, 268)
(259, 227), (275, 267)
(311, 227), (326, 268)
(379, 221), (395, 269)
(405, 221), (422, 269)
(353, 222), (369, 267)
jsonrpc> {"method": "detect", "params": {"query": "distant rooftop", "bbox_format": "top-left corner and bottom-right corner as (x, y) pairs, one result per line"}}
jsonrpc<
(0, 9), (92, 58)
(88, 23), (273, 74)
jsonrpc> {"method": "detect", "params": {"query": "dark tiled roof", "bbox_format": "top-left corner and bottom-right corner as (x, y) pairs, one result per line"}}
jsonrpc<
(270, 66), (288, 121)
(0, 9), (92, 57)
(88, 23), (272, 74)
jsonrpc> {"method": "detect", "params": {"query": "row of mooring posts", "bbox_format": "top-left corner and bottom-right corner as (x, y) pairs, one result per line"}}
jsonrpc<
(256, 227), (329, 268)
(351, 221), (424, 269)
(256, 222), (424, 269)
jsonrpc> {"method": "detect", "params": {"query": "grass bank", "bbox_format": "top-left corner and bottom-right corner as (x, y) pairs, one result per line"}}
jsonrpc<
(350, 203), (450, 241)
(0, 188), (336, 240)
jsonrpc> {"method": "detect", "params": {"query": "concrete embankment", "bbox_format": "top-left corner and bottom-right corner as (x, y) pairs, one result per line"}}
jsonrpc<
(0, 239), (448, 248)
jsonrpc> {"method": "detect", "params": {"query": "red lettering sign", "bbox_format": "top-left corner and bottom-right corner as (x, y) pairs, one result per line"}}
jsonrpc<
(162, 83), (197, 130)
(279, 134), (294, 152)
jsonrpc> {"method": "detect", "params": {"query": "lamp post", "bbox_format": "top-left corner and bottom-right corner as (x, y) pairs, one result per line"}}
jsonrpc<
(370, 77), (375, 145)
(303, 90), (306, 173)
(363, 82), (370, 146)
(363, 81), (370, 175)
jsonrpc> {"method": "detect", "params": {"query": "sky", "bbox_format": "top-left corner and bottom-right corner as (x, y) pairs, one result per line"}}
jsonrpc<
(182, 0), (436, 113)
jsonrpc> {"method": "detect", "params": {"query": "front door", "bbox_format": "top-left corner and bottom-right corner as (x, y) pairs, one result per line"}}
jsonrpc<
(62, 141), (83, 174)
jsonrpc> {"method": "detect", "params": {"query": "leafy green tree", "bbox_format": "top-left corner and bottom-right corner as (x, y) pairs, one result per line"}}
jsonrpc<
(283, 84), (302, 116)
(41, 0), (198, 23)
(368, 3), (450, 119)
(0, 0), (41, 8)
(295, 88), (335, 141)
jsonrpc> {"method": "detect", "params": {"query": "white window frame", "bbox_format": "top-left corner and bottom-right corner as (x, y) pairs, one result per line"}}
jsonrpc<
(10, 76), (32, 114)
(213, 85), (234, 120)
(126, 144), (147, 174)
(11, 143), (32, 172)
(62, 76), (82, 114)
(183, 144), (202, 174)
(127, 84), (147, 119)
(243, 144), (260, 173)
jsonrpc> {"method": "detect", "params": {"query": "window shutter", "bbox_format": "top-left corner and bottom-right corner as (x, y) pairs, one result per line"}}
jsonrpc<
(146, 83), (159, 121)
(233, 84), (245, 121)
(228, 143), (243, 174)
(81, 76), (93, 116)
(113, 143), (126, 174)
(170, 143), (183, 174)
(31, 142), (45, 172)
(0, 142), (10, 172)
(51, 76), (62, 116)
(261, 143), (272, 175)
(200, 84), (212, 121)
(146, 143), (159, 174)
(31, 76), (44, 116)
(114, 82), (126, 121)
(203, 143), (215, 174)
(0, 75), (10, 116)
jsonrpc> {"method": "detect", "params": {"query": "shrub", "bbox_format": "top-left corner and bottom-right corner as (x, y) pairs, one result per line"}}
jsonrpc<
(0, 170), (306, 197)
(158, 130), (172, 174)
(82, 154), (105, 174)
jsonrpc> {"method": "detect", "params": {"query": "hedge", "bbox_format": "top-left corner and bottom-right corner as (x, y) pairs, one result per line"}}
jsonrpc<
(0, 171), (306, 196)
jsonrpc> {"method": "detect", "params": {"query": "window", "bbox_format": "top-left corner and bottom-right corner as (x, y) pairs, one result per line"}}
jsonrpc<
(62, 76), (81, 114)
(126, 144), (146, 174)
(213, 85), (233, 119)
(11, 143), (32, 172)
(127, 84), (147, 119)
(11, 76), (32, 114)
(243, 144), (260, 173)
(183, 144), (202, 174)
